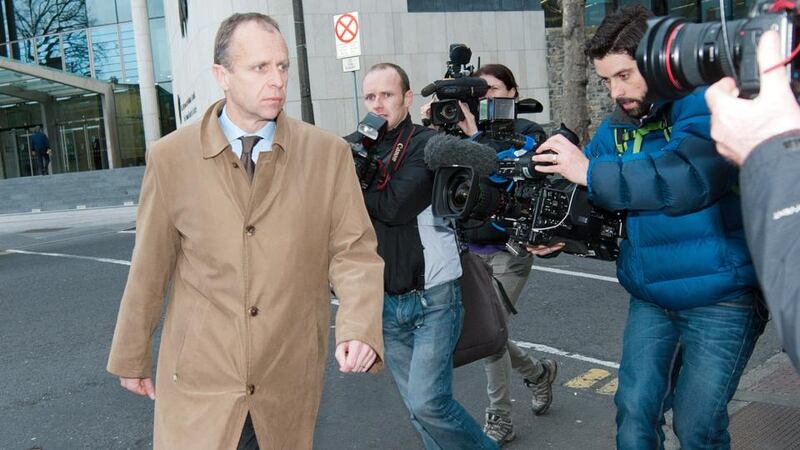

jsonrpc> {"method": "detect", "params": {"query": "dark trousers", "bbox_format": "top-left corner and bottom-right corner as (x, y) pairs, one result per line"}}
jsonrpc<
(34, 150), (49, 175)
(238, 414), (259, 450)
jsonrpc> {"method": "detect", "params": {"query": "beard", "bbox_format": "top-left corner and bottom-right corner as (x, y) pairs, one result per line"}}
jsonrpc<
(616, 97), (651, 119)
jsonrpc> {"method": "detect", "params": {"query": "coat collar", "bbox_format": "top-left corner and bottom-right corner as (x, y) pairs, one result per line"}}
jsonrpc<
(609, 100), (671, 129)
(201, 99), (291, 159)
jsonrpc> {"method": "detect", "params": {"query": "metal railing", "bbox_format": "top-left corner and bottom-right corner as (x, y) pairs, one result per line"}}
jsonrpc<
(0, 24), (135, 83)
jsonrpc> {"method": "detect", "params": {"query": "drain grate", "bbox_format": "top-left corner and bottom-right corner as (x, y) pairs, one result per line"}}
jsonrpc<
(730, 402), (800, 449)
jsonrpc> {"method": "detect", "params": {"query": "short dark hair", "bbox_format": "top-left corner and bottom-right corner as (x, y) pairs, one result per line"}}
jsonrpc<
(214, 13), (281, 68)
(365, 63), (411, 93)
(474, 64), (519, 98)
(585, 5), (653, 61)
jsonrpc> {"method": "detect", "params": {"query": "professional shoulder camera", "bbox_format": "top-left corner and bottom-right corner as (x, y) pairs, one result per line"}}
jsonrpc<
(425, 115), (624, 260)
(348, 112), (387, 190)
(421, 44), (489, 132)
(637, 0), (800, 100)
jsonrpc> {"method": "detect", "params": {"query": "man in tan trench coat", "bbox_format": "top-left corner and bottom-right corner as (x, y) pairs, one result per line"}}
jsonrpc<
(107, 13), (385, 450)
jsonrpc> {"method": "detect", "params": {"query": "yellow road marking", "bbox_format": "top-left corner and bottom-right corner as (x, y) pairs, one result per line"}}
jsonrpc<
(564, 368), (611, 389)
(597, 378), (618, 395)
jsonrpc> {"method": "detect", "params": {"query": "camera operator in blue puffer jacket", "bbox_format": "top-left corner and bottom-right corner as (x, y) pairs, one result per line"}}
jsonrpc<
(528, 6), (766, 450)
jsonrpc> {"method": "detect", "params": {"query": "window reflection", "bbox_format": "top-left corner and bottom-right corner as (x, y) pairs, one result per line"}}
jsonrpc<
(36, 35), (62, 69)
(86, 0), (117, 26)
(11, 0), (88, 38)
(90, 24), (122, 82)
(119, 22), (137, 83)
(116, 0), (132, 23)
(149, 18), (170, 83)
(148, 0), (164, 18)
(64, 31), (91, 76)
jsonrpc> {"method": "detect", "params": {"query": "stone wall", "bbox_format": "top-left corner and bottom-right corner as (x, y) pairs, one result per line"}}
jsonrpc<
(545, 28), (613, 140)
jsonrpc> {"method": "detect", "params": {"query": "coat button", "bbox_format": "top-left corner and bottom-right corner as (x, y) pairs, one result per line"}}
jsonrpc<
(247, 384), (256, 395)
(245, 225), (256, 236)
(232, 162), (239, 168)
(249, 306), (259, 317)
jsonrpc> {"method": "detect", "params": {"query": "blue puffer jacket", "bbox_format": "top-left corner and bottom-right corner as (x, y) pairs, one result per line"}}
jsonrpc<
(585, 88), (757, 310)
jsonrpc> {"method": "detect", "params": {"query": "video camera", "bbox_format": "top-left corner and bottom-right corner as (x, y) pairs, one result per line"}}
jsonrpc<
(637, 0), (800, 100)
(424, 116), (625, 261)
(421, 44), (489, 131)
(349, 112), (387, 190)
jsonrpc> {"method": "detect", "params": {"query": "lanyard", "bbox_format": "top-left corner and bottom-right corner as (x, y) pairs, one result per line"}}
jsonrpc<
(376, 124), (414, 191)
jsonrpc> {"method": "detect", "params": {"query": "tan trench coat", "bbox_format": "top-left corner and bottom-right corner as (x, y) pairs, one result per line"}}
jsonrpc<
(107, 100), (385, 449)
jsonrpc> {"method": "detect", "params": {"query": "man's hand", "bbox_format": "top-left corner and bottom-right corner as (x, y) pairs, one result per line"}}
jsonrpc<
(420, 101), (440, 130)
(120, 377), (155, 400)
(335, 340), (377, 373)
(527, 242), (565, 257)
(532, 134), (589, 186)
(456, 101), (478, 137)
(706, 30), (800, 166)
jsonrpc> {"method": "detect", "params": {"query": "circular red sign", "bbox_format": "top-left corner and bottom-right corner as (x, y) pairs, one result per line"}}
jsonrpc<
(335, 13), (359, 44)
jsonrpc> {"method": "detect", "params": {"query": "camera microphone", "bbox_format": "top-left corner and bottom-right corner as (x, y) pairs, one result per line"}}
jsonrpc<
(424, 133), (499, 178)
(421, 82), (439, 97)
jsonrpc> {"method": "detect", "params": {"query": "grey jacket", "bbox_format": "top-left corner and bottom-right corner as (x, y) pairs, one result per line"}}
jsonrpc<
(740, 129), (800, 371)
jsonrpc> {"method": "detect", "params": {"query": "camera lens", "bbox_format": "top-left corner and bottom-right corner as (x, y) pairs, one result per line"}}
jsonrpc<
(447, 174), (472, 214)
(637, 16), (741, 100)
(440, 102), (461, 122)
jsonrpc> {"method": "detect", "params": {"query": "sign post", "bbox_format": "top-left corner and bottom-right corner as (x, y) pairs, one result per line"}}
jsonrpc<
(334, 12), (362, 125)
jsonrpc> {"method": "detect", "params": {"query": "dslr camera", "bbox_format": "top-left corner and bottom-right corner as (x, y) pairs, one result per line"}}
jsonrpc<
(637, 0), (800, 100)
(349, 112), (387, 190)
(421, 44), (489, 132)
(429, 110), (625, 260)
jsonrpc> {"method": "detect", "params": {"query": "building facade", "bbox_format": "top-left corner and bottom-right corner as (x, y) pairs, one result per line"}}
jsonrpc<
(164, 0), (550, 136)
(0, 0), (762, 181)
(0, 0), (174, 180)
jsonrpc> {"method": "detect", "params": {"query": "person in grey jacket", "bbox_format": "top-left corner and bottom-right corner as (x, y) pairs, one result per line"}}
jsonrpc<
(705, 30), (800, 371)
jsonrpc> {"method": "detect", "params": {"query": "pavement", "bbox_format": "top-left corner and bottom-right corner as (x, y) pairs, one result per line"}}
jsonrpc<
(0, 206), (800, 450)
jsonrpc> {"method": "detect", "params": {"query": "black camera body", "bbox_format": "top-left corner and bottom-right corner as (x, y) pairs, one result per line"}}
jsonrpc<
(422, 44), (489, 131)
(431, 124), (625, 261)
(637, 0), (800, 100)
(349, 112), (387, 190)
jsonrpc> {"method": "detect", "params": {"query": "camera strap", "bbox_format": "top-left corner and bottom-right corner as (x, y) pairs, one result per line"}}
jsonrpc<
(376, 124), (414, 190)
(614, 118), (672, 155)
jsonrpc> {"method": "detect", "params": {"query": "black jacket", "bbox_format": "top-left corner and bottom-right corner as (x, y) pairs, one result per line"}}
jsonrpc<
(461, 118), (546, 245)
(741, 129), (800, 371)
(345, 115), (437, 294)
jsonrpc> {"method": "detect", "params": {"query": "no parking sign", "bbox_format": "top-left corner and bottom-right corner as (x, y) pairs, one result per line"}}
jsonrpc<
(334, 12), (362, 60)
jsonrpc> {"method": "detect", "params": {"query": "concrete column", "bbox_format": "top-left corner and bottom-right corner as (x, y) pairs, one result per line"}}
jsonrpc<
(131, 0), (161, 152)
(102, 85), (121, 169)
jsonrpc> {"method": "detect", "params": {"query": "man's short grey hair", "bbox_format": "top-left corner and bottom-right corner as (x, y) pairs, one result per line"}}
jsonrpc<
(214, 13), (281, 69)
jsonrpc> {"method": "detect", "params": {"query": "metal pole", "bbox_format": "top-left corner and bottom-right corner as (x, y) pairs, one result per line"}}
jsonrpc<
(352, 71), (359, 124)
(292, 0), (314, 124)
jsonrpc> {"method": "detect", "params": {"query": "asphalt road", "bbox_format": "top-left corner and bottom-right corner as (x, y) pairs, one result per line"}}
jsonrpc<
(0, 208), (783, 449)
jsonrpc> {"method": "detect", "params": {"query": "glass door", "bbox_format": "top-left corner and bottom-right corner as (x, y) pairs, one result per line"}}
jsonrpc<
(16, 130), (36, 175)
(60, 124), (89, 172)
(58, 119), (106, 173)
(1, 130), (22, 178)
(86, 122), (108, 170)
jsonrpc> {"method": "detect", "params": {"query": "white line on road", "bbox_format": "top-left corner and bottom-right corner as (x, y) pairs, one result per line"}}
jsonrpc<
(5, 249), (131, 266)
(532, 266), (619, 283)
(514, 340), (620, 369)
(6, 249), (620, 368)
(117, 230), (136, 234)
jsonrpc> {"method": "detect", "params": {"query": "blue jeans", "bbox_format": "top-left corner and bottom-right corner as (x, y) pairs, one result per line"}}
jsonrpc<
(383, 280), (497, 450)
(615, 293), (766, 450)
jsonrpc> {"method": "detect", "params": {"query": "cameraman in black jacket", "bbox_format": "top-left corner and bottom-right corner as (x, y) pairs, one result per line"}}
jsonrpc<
(423, 63), (557, 447)
(346, 62), (496, 450)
